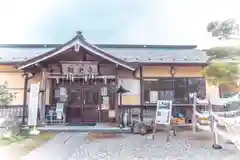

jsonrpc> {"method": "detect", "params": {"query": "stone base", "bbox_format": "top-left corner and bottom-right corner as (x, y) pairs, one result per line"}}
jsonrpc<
(212, 144), (222, 149)
(29, 129), (40, 136)
(226, 140), (234, 144)
(132, 122), (153, 135)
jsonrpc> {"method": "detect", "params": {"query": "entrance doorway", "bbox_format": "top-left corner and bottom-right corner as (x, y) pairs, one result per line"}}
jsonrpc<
(66, 86), (100, 123)
(67, 88), (82, 123)
(82, 87), (100, 123)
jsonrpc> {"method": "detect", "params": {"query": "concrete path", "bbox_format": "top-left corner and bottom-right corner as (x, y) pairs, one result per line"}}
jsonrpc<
(21, 132), (88, 160)
(22, 131), (240, 160)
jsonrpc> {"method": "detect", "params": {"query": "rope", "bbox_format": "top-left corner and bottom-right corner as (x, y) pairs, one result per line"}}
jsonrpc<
(211, 111), (240, 125)
(194, 94), (240, 150)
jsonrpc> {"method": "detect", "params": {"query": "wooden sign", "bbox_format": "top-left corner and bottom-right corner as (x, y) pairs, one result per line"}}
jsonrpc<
(28, 83), (40, 126)
(61, 61), (98, 75)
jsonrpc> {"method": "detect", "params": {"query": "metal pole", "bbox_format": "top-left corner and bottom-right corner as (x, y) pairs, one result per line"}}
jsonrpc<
(192, 93), (197, 132)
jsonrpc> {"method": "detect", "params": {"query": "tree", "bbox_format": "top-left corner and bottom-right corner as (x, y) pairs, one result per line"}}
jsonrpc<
(202, 19), (240, 86)
(0, 82), (17, 106)
(207, 19), (239, 40)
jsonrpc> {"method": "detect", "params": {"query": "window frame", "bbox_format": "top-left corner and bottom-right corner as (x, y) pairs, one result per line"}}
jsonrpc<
(143, 77), (206, 104)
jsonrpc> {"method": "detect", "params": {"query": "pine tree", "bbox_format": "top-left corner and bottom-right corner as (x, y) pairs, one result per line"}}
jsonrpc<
(202, 19), (240, 86)
(0, 82), (16, 106)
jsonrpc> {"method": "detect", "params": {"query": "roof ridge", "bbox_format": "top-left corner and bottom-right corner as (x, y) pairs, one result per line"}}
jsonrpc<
(0, 44), (198, 49)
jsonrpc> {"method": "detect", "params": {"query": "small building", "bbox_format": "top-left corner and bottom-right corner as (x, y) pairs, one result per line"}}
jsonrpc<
(0, 32), (223, 125)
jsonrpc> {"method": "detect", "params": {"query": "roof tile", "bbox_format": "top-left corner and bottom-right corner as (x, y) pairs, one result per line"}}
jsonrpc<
(0, 45), (208, 64)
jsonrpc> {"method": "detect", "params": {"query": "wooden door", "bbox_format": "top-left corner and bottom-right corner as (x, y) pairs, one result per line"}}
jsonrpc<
(82, 87), (100, 123)
(67, 88), (83, 123)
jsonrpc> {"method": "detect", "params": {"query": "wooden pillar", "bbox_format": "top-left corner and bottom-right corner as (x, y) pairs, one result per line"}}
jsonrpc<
(115, 65), (120, 123)
(170, 65), (176, 114)
(39, 68), (47, 124)
(139, 66), (144, 122)
(49, 79), (53, 105)
(22, 73), (28, 125)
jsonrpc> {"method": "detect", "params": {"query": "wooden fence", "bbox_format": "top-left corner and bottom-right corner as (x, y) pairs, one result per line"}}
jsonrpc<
(0, 105), (26, 117)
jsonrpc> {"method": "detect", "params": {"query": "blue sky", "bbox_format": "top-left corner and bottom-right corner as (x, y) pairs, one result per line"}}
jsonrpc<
(0, 0), (239, 48)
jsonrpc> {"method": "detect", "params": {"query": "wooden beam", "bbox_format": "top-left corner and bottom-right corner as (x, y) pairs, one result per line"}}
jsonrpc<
(49, 79), (53, 105)
(48, 74), (116, 79)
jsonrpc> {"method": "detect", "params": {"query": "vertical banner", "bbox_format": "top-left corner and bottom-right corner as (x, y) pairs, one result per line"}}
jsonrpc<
(155, 100), (172, 125)
(28, 83), (40, 126)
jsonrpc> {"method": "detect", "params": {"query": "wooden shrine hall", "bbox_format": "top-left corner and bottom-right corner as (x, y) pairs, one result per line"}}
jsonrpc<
(17, 31), (137, 125)
(0, 30), (215, 126)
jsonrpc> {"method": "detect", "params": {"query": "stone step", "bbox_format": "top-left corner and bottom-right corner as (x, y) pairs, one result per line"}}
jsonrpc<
(22, 126), (132, 133)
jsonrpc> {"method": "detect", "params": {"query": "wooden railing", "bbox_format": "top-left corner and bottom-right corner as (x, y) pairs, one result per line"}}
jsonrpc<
(0, 105), (25, 118)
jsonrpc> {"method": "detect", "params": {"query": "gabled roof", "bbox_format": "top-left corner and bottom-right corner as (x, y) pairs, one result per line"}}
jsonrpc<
(17, 32), (135, 70)
(0, 33), (208, 66)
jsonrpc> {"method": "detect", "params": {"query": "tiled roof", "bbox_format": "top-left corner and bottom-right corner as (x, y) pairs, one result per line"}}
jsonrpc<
(103, 47), (208, 64)
(0, 47), (54, 63)
(0, 44), (208, 64)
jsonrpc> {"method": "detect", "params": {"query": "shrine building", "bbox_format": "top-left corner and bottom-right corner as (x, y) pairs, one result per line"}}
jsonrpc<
(0, 31), (235, 125)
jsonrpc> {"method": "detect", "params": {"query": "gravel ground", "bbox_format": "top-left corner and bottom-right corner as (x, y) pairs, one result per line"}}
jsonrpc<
(23, 131), (240, 160)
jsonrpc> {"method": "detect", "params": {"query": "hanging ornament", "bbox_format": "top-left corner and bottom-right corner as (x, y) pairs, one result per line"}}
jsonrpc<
(94, 76), (97, 84)
(71, 74), (75, 83)
(88, 74), (91, 81)
(69, 74), (72, 83)
(56, 77), (59, 84)
(67, 74), (70, 83)
(91, 73), (94, 79)
(104, 76), (107, 84)
(84, 75), (88, 82)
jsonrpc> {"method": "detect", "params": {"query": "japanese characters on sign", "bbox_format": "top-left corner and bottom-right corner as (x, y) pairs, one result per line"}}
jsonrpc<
(61, 61), (98, 75)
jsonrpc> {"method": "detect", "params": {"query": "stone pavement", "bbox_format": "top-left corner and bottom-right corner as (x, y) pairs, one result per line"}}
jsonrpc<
(22, 131), (240, 160)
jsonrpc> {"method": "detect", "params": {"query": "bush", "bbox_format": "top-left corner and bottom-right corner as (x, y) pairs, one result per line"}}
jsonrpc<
(0, 82), (17, 106)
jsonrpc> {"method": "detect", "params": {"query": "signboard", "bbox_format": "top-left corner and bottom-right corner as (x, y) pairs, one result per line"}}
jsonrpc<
(28, 83), (40, 126)
(56, 103), (64, 119)
(61, 61), (98, 75)
(155, 100), (172, 125)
